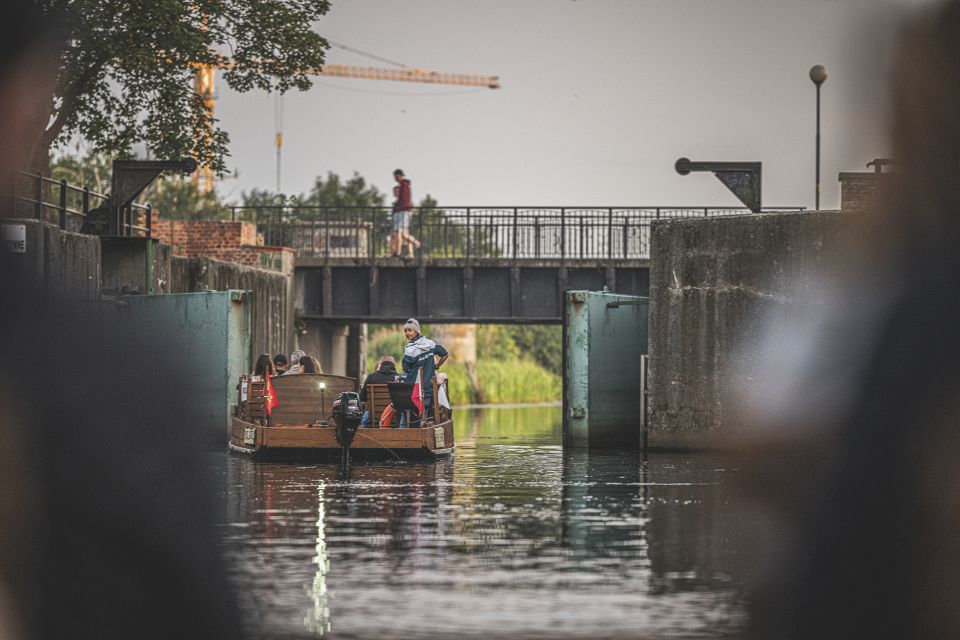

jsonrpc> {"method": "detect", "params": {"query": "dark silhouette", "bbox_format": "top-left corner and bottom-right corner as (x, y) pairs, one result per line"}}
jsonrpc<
(742, 4), (960, 639)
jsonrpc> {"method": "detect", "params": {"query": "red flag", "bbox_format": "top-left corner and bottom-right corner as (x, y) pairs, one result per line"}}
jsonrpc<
(411, 368), (424, 415)
(265, 375), (280, 416)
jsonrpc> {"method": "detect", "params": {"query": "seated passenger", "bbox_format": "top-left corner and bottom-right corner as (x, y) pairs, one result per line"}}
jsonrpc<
(299, 355), (322, 374)
(281, 350), (306, 376)
(401, 318), (448, 426)
(273, 353), (289, 375)
(252, 353), (276, 380)
(251, 353), (278, 417)
(359, 356), (401, 427)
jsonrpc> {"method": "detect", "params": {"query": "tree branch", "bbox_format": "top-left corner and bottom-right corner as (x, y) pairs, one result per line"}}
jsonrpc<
(41, 59), (106, 150)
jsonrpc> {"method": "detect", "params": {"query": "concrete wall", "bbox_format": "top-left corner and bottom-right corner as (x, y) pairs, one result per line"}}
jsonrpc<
(1, 219), (100, 300)
(647, 210), (859, 450)
(170, 255), (293, 360)
(113, 291), (251, 443)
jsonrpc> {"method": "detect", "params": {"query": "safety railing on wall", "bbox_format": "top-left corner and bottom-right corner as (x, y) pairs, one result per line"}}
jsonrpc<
(5, 171), (152, 236)
(230, 205), (805, 261)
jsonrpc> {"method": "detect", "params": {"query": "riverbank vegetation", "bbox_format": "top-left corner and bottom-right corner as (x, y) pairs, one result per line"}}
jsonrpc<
(366, 324), (562, 405)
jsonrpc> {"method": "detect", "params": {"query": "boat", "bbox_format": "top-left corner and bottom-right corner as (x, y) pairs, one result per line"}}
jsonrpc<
(228, 372), (455, 461)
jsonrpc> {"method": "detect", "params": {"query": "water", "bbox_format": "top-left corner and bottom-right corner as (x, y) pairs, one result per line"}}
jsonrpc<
(214, 406), (748, 639)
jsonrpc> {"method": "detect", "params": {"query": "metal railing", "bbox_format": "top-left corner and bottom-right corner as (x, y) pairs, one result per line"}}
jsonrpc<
(5, 171), (152, 236)
(230, 205), (805, 261)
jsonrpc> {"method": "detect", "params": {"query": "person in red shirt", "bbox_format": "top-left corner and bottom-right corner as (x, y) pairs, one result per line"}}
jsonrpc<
(391, 168), (422, 258)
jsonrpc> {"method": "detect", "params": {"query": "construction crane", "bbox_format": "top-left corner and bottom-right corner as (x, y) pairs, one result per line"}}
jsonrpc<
(192, 59), (500, 192)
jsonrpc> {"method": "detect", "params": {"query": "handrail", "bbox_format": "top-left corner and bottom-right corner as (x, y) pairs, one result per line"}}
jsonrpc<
(228, 204), (806, 261)
(5, 170), (152, 236)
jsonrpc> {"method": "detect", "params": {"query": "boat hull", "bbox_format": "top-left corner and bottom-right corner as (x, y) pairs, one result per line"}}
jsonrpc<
(229, 416), (455, 461)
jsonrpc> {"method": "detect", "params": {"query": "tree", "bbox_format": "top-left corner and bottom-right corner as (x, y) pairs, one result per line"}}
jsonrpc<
(33, 0), (330, 173)
(241, 172), (386, 209)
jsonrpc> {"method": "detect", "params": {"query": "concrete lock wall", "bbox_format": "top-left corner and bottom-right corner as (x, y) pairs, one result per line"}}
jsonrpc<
(170, 255), (293, 361)
(113, 290), (251, 443)
(2, 219), (100, 300)
(647, 210), (860, 450)
(563, 290), (649, 449)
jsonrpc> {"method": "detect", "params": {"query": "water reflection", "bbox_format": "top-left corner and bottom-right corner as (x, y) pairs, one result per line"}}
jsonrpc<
(304, 482), (330, 636)
(216, 406), (746, 639)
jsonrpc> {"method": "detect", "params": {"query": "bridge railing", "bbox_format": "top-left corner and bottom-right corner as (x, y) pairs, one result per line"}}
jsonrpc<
(230, 206), (804, 261)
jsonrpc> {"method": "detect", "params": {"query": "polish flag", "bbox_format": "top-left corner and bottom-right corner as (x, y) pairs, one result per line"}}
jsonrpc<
(265, 375), (280, 415)
(411, 369), (424, 415)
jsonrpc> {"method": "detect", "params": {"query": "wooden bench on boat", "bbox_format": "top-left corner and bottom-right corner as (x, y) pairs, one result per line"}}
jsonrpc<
(229, 372), (454, 460)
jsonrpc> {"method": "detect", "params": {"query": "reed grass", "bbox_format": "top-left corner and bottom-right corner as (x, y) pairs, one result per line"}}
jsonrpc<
(366, 327), (562, 405)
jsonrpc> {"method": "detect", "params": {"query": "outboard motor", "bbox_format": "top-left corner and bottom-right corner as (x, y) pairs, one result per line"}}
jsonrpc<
(332, 391), (363, 468)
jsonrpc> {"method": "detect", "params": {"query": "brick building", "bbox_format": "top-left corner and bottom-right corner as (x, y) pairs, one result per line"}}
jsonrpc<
(151, 215), (294, 275)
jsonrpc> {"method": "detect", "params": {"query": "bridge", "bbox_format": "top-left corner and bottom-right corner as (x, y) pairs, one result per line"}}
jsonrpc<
(234, 205), (799, 324)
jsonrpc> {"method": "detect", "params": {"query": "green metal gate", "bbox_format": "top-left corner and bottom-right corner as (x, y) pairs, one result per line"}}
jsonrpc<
(563, 289), (648, 450)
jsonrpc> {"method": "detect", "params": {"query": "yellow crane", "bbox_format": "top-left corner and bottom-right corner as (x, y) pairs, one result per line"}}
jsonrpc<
(192, 59), (500, 192)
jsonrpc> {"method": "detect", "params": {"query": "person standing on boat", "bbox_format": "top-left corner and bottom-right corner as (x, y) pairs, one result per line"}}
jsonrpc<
(401, 318), (448, 425)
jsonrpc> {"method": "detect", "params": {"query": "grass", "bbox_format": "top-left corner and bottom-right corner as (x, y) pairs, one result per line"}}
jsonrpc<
(366, 325), (562, 405)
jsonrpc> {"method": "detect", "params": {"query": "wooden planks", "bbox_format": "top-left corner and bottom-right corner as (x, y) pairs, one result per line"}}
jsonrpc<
(271, 373), (355, 425)
(230, 416), (455, 456)
(365, 384), (392, 427)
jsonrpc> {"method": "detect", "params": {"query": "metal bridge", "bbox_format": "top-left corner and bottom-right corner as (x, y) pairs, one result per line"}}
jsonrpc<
(235, 205), (802, 323)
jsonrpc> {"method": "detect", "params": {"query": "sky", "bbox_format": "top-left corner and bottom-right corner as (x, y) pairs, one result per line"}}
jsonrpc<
(214, 0), (938, 210)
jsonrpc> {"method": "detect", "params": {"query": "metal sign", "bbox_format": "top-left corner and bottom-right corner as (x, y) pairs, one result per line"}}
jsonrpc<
(675, 158), (763, 213)
(1, 224), (26, 253)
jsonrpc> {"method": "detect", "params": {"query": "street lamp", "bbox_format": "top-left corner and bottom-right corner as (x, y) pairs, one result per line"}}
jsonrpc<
(318, 382), (326, 423)
(809, 65), (828, 210)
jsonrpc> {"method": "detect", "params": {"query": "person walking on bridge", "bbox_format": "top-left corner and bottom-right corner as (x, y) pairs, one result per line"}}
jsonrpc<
(391, 168), (422, 258)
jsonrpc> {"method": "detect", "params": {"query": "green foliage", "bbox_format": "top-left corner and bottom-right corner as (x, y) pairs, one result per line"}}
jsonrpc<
(477, 325), (521, 361)
(445, 359), (560, 405)
(300, 172), (387, 208)
(504, 325), (562, 372)
(144, 176), (230, 220)
(51, 150), (228, 219)
(366, 326), (407, 372)
(50, 150), (111, 192)
(40, 0), (331, 172)
(242, 172), (386, 209)
(366, 324), (561, 405)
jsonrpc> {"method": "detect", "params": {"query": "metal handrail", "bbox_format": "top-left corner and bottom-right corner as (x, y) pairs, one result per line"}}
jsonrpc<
(6, 170), (152, 236)
(229, 205), (806, 261)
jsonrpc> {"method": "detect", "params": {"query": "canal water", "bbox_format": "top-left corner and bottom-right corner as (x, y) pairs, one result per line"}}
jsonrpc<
(213, 406), (748, 639)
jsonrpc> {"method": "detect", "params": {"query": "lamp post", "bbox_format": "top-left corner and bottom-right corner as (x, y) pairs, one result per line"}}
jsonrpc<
(809, 65), (828, 210)
(318, 382), (326, 424)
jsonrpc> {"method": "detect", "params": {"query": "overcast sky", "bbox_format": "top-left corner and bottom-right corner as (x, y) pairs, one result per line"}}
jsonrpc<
(214, 0), (938, 209)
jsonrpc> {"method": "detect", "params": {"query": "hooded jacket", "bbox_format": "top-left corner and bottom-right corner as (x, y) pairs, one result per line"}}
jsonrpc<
(402, 335), (448, 397)
(359, 360), (400, 402)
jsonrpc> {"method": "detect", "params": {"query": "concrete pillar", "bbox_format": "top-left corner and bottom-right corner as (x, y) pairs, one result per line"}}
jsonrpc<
(346, 322), (367, 381)
(431, 323), (480, 400)
(430, 324), (477, 364)
(298, 320), (361, 378)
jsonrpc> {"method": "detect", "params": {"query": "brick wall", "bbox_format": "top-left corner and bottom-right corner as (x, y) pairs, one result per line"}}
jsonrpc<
(151, 214), (293, 274)
(839, 172), (891, 214)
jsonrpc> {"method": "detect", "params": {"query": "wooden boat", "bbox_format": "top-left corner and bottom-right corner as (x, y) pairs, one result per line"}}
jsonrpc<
(229, 372), (455, 461)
